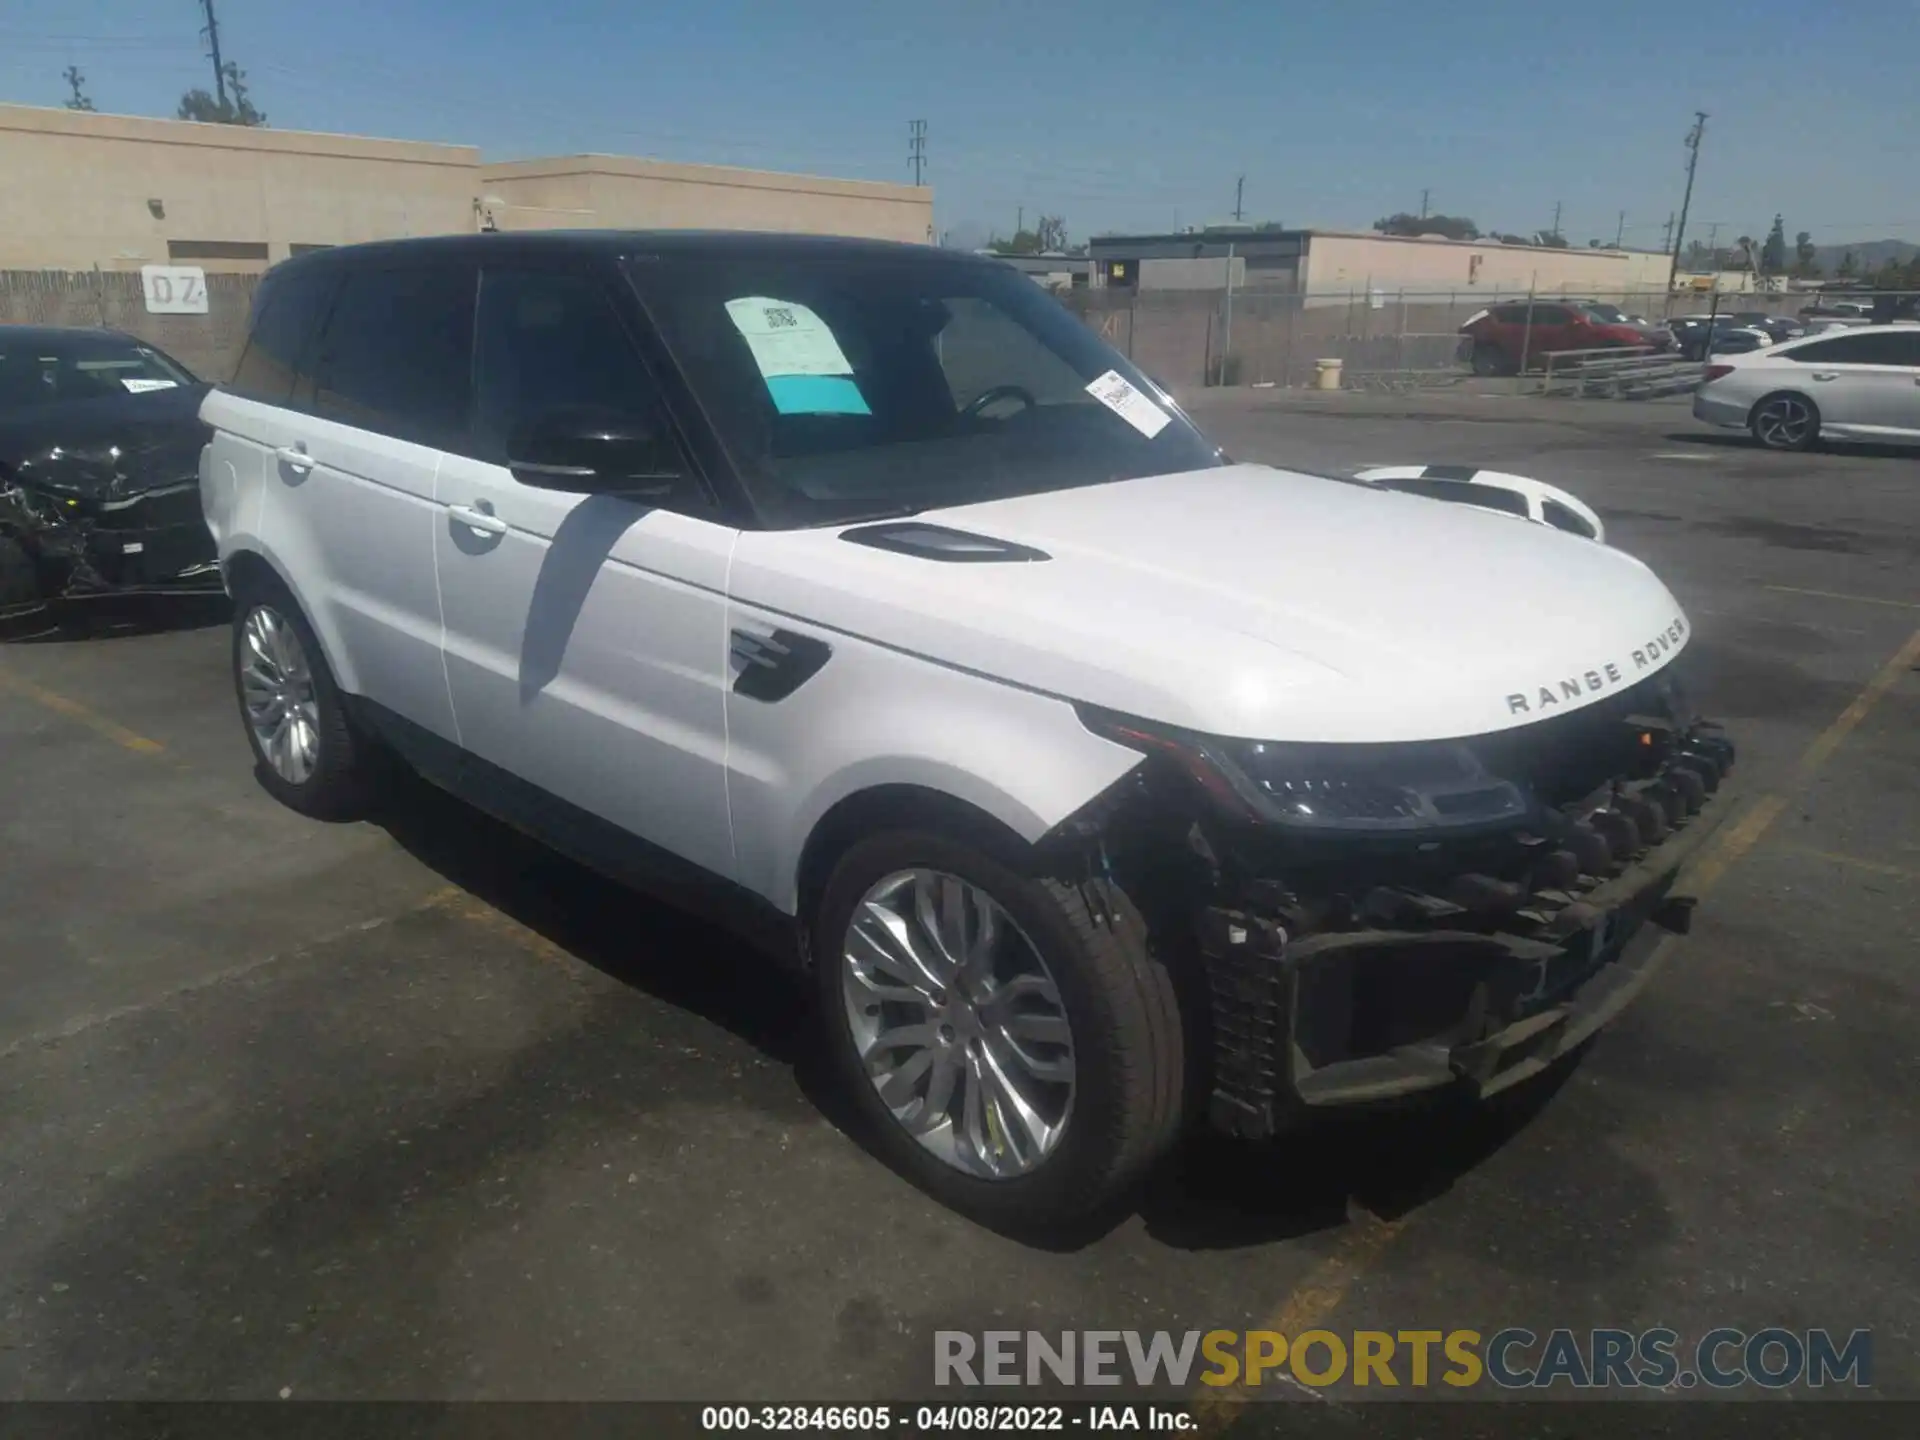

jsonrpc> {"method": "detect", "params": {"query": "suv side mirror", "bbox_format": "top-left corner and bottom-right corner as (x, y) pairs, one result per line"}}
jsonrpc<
(506, 405), (697, 503)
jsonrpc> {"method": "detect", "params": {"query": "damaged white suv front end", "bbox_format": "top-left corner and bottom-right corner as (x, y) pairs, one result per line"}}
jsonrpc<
(734, 458), (1735, 1145)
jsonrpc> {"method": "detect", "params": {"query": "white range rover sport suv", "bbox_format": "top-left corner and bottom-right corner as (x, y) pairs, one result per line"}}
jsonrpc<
(200, 233), (1735, 1230)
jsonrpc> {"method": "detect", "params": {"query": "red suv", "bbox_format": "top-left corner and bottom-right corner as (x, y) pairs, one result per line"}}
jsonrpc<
(1458, 300), (1668, 375)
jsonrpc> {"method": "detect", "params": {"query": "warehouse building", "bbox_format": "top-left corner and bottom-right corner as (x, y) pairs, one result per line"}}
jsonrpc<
(1087, 227), (1672, 297)
(0, 103), (934, 273)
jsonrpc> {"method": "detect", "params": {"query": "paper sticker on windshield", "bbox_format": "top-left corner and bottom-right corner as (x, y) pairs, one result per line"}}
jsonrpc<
(724, 296), (871, 416)
(1085, 369), (1169, 438)
(121, 378), (178, 393)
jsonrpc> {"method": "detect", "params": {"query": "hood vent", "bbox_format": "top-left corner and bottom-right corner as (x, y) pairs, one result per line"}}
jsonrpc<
(839, 522), (1050, 563)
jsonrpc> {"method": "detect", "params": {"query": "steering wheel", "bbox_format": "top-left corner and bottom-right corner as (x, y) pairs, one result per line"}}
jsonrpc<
(960, 384), (1037, 421)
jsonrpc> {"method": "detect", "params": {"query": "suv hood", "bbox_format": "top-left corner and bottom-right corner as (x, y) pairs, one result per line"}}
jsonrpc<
(729, 464), (1691, 744)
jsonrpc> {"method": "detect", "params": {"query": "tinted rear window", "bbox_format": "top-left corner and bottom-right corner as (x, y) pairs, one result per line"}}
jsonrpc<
(229, 268), (335, 404)
(309, 266), (475, 447)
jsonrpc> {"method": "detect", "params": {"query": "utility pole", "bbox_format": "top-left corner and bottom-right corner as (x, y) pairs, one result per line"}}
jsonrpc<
(1233, 175), (1244, 223)
(907, 119), (927, 186)
(1016, 205), (1023, 239)
(1705, 221), (1721, 266)
(1615, 210), (1626, 247)
(1550, 200), (1563, 240)
(197, 0), (228, 110)
(1661, 212), (1676, 252)
(1667, 110), (1708, 291)
(1420, 188), (1430, 219)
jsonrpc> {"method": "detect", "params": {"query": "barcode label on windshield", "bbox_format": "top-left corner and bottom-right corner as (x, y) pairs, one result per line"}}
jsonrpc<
(1085, 369), (1170, 438)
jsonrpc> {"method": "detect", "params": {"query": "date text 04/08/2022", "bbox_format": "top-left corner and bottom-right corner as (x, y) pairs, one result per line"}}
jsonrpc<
(699, 1405), (1192, 1432)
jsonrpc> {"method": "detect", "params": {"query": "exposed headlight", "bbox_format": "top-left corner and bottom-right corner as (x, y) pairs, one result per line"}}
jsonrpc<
(1076, 706), (1532, 833)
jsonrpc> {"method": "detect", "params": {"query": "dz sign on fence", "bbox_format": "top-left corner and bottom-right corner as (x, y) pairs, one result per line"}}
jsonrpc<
(140, 265), (209, 315)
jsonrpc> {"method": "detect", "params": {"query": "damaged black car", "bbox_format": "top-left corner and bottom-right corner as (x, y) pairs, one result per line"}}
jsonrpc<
(0, 326), (220, 614)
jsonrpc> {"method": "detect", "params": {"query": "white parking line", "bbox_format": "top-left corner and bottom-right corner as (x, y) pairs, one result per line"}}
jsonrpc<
(1650, 451), (1716, 461)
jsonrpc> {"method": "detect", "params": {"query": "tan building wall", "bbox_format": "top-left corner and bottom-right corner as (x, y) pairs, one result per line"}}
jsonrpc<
(478, 155), (932, 244)
(0, 104), (477, 272)
(0, 103), (934, 274)
(1300, 230), (1672, 297)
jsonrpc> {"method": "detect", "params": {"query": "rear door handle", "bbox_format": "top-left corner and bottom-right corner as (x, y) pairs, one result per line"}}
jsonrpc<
(1810, 372), (1840, 381)
(448, 503), (507, 536)
(274, 444), (314, 472)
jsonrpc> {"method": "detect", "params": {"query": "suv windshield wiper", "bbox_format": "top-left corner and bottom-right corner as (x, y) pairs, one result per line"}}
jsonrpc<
(797, 501), (930, 529)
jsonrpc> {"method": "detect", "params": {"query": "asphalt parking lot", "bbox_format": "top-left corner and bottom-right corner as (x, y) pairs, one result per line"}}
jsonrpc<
(3, 389), (1916, 1409)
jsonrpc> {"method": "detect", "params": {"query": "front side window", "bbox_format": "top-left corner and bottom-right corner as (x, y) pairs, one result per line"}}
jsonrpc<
(1784, 331), (1920, 366)
(630, 254), (1219, 526)
(471, 267), (671, 465)
(310, 266), (474, 447)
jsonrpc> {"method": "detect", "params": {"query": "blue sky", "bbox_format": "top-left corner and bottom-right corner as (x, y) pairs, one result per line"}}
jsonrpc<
(3, 0), (1915, 251)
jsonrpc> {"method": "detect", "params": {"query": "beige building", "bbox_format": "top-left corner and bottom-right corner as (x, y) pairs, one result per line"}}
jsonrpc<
(1089, 226), (1674, 298)
(0, 103), (933, 273)
(1299, 229), (1672, 295)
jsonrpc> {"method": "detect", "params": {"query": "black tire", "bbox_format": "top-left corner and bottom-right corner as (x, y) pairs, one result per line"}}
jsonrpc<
(1749, 391), (1821, 452)
(813, 828), (1185, 1232)
(229, 574), (373, 819)
(0, 532), (43, 614)
(1470, 342), (1513, 377)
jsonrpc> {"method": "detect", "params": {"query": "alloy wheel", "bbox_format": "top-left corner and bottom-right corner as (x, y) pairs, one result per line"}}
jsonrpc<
(239, 604), (322, 785)
(841, 868), (1076, 1179)
(1754, 395), (1813, 449)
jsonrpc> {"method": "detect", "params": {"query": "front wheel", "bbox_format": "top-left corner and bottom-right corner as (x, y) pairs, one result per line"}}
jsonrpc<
(813, 829), (1185, 1231)
(1750, 392), (1820, 451)
(1470, 342), (1512, 377)
(231, 585), (373, 818)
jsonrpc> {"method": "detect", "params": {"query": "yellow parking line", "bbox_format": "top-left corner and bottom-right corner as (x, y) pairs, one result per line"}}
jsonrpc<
(1794, 625), (1920, 778)
(1187, 623), (1920, 1424)
(0, 667), (166, 755)
(1780, 844), (1920, 882)
(1192, 1207), (1401, 1432)
(1764, 584), (1920, 610)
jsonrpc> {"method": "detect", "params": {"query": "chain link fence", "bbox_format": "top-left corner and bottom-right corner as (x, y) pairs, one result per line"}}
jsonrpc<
(1061, 285), (1919, 392)
(1, 269), (261, 382)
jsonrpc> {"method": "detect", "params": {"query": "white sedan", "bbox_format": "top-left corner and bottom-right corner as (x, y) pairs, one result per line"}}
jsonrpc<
(1693, 324), (1920, 450)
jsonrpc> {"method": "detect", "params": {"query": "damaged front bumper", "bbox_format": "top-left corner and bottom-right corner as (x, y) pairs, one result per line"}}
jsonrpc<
(2, 477), (219, 608)
(1195, 723), (1737, 1136)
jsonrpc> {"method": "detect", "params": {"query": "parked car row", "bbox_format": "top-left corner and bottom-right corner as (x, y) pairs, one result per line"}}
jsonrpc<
(1457, 301), (1841, 372)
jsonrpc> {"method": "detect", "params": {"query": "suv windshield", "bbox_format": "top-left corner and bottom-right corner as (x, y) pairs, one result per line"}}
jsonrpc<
(0, 333), (196, 412)
(629, 252), (1221, 526)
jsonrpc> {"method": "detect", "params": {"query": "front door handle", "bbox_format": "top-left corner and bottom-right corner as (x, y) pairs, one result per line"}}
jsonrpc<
(273, 444), (314, 473)
(448, 503), (507, 536)
(1810, 372), (1840, 381)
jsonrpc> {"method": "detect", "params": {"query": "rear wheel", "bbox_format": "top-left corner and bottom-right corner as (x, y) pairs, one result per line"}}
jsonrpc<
(230, 580), (373, 818)
(813, 828), (1184, 1231)
(1750, 392), (1820, 451)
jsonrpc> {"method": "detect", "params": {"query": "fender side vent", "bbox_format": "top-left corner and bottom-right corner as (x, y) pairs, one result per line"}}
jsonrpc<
(731, 627), (832, 703)
(839, 522), (1050, 563)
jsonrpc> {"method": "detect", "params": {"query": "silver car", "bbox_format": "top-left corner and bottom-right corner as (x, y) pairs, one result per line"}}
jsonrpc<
(1692, 325), (1920, 450)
